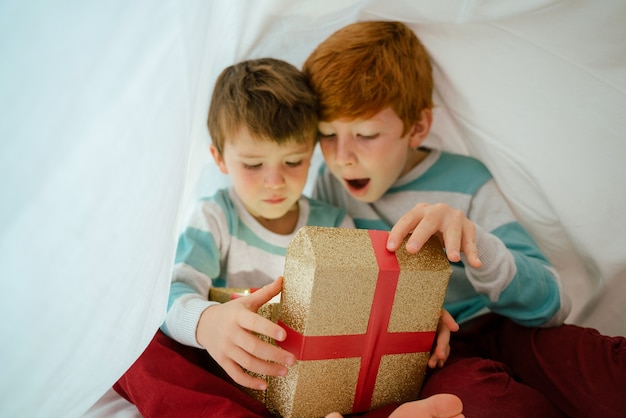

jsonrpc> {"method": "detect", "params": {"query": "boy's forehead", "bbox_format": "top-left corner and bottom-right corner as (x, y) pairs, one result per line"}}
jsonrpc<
(230, 125), (314, 143)
(320, 107), (399, 126)
(224, 131), (314, 156)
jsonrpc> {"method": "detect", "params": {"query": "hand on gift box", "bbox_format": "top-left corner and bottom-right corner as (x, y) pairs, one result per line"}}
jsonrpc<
(386, 202), (482, 269)
(428, 309), (459, 369)
(196, 277), (295, 390)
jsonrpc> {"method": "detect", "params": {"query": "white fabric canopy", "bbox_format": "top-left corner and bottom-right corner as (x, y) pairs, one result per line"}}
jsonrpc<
(1, 1), (624, 417)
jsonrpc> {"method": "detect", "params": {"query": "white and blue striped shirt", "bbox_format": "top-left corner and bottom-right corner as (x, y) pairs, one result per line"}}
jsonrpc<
(163, 188), (353, 347)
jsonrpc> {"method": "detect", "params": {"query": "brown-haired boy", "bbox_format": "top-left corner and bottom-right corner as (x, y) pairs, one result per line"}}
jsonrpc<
(304, 21), (625, 418)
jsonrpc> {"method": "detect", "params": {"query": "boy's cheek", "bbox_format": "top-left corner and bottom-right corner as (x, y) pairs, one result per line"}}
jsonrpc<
(292, 166), (312, 179)
(318, 142), (335, 159)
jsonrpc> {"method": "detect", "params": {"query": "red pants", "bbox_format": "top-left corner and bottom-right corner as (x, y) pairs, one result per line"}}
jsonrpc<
(420, 314), (626, 418)
(115, 315), (625, 418)
(114, 330), (397, 418)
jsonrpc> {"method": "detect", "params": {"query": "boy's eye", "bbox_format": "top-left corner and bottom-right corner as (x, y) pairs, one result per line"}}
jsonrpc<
(319, 132), (336, 140)
(243, 163), (262, 170)
(357, 133), (379, 140)
(286, 160), (303, 168)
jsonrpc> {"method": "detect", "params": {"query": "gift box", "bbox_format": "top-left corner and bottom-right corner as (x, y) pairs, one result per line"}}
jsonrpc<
(266, 226), (452, 418)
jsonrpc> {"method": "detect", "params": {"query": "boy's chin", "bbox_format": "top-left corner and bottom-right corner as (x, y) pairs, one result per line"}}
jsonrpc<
(353, 194), (380, 204)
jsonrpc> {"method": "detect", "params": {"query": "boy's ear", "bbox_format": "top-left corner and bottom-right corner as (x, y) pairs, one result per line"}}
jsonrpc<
(408, 108), (433, 148)
(210, 144), (229, 175)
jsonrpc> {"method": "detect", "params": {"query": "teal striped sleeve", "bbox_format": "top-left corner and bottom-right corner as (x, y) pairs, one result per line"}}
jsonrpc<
(486, 222), (564, 326)
(174, 227), (221, 278)
(160, 282), (198, 335)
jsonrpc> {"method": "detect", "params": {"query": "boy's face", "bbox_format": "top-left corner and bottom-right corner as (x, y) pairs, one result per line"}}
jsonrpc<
(211, 126), (314, 222)
(318, 107), (429, 203)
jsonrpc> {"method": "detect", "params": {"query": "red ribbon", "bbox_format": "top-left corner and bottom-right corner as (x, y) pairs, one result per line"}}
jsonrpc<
(277, 230), (436, 413)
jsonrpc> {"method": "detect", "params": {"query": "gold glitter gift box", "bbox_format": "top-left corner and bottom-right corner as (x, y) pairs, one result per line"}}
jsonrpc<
(265, 226), (452, 418)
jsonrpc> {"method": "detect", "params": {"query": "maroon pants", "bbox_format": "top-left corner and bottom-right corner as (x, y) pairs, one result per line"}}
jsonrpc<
(420, 314), (626, 418)
(115, 316), (625, 418)
(114, 330), (398, 418)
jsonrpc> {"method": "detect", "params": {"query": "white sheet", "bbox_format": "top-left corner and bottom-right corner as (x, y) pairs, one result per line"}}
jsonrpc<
(1, 1), (625, 417)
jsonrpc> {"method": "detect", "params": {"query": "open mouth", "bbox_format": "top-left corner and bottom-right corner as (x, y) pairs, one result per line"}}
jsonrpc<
(346, 178), (370, 190)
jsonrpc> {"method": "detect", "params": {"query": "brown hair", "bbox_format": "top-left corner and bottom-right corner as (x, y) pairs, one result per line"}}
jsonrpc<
(208, 58), (319, 154)
(303, 21), (433, 135)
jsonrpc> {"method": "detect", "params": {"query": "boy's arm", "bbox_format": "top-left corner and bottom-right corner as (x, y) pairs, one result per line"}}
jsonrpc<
(164, 225), (294, 389)
(161, 196), (296, 388)
(388, 181), (570, 327)
(161, 198), (226, 347)
(161, 265), (218, 348)
(460, 179), (570, 327)
(462, 224), (570, 327)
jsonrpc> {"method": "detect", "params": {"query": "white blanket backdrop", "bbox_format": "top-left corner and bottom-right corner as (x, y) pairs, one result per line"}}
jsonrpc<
(1, 1), (625, 417)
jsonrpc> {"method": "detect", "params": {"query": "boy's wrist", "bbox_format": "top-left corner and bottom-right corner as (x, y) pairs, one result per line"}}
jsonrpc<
(166, 295), (216, 349)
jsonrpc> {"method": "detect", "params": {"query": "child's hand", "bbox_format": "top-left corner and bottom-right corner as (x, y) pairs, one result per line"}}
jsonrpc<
(387, 203), (482, 268)
(428, 309), (459, 368)
(196, 277), (295, 390)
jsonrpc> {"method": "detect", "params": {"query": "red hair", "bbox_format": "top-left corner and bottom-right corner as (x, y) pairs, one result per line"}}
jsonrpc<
(303, 21), (433, 135)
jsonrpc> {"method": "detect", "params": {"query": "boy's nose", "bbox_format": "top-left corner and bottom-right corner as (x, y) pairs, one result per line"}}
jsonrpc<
(334, 135), (357, 166)
(264, 170), (285, 189)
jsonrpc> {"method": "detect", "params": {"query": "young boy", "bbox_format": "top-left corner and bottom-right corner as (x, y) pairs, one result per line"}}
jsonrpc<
(114, 57), (465, 418)
(303, 21), (625, 418)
